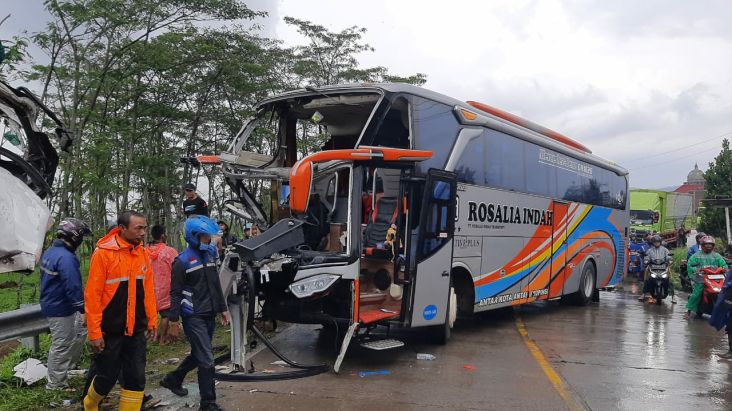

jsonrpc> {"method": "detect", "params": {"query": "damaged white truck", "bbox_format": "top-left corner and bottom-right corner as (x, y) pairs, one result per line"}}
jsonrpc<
(0, 76), (71, 273)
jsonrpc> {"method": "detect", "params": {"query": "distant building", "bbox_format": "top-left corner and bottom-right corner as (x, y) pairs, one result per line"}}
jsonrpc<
(674, 163), (706, 213)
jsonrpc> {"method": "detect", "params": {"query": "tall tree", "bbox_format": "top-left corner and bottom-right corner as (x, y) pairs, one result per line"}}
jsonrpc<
(699, 139), (732, 239)
(284, 17), (427, 87)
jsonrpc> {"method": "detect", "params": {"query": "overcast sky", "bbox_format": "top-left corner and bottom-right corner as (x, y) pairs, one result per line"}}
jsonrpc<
(3, 0), (731, 189)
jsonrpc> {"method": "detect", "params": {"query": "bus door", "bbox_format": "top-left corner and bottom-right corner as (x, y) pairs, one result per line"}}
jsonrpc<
(549, 201), (569, 298)
(409, 169), (457, 328)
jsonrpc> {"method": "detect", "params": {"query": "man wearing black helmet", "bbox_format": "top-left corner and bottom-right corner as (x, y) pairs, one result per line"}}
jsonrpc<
(40, 218), (92, 390)
(638, 235), (675, 303)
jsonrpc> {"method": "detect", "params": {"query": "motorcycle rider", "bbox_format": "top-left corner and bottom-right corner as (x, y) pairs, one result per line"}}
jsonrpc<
(709, 267), (732, 359)
(687, 232), (706, 260)
(638, 235), (675, 303)
(685, 235), (728, 320)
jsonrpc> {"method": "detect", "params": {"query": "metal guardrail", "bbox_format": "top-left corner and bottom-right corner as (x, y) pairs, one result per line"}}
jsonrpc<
(0, 304), (49, 342)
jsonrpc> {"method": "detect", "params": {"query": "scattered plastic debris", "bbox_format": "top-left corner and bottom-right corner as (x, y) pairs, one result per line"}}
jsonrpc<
(164, 357), (181, 365)
(416, 353), (436, 361)
(358, 370), (391, 378)
(270, 360), (288, 367)
(13, 358), (47, 385)
(249, 389), (259, 393)
(463, 365), (476, 371)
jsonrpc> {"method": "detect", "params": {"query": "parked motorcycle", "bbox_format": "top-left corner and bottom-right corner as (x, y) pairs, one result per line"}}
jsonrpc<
(697, 266), (726, 316)
(647, 258), (671, 304)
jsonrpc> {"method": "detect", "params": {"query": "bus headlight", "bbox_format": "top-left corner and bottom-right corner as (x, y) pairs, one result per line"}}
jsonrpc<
(650, 273), (657, 279)
(289, 274), (340, 299)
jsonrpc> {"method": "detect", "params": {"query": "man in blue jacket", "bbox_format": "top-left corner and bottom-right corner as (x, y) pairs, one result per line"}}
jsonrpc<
(40, 218), (91, 390)
(160, 216), (229, 411)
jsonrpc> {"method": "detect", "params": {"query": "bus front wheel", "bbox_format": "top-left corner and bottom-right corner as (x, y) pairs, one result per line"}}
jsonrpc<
(569, 262), (596, 306)
(431, 285), (456, 345)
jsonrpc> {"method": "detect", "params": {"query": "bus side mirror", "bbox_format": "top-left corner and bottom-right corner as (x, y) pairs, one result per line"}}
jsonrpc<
(653, 211), (660, 223)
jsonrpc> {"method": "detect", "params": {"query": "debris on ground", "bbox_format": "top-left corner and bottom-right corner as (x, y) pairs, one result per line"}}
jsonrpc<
(416, 353), (436, 360)
(13, 358), (47, 385)
(0, 280), (19, 289)
(358, 370), (391, 378)
(463, 364), (476, 371)
(270, 360), (289, 367)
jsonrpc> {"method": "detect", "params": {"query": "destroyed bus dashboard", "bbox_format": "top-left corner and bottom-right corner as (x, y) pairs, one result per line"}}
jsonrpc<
(214, 83), (628, 374)
(0, 78), (71, 273)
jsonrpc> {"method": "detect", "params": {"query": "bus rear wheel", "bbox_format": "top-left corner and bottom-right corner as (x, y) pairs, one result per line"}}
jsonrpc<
(569, 262), (596, 306)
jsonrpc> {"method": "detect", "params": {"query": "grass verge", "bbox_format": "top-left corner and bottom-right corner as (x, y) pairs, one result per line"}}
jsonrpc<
(0, 322), (231, 411)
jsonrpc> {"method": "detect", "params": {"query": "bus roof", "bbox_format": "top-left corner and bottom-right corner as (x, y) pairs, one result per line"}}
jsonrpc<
(257, 83), (628, 176)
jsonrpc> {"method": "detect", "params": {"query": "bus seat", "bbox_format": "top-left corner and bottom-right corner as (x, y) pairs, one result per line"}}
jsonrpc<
(363, 193), (398, 258)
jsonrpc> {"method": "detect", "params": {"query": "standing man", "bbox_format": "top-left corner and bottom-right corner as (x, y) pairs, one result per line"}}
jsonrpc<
(40, 218), (92, 390)
(83, 211), (158, 411)
(677, 225), (687, 248)
(216, 221), (238, 261)
(160, 215), (229, 411)
(685, 235), (728, 320)
(147, 225), (179, 344)
(183, 183), (209, 217)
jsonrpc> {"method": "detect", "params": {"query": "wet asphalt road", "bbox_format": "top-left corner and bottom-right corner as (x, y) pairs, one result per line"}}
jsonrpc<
(155, 285), (732, 410)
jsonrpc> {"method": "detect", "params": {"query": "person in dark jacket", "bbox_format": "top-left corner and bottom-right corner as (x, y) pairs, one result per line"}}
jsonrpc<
(710, 268), (732, 359)
(160, 215), (229, 411)
(40, 218), (91, 390)
(182, 183), (209, 217)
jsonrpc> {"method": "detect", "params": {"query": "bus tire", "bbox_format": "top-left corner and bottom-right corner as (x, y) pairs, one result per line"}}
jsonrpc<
(431, 284), (456, 345)
(570, 262), (596, 306)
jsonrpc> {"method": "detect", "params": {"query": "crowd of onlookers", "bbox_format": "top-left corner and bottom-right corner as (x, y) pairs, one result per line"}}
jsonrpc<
(39, 184), (243, 411)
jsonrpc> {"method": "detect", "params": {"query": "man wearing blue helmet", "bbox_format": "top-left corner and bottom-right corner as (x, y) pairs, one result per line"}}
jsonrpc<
(161, 215), (230, 411)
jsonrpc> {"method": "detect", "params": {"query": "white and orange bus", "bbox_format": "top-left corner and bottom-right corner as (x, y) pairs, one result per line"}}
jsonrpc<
(215, 83), (629, 371)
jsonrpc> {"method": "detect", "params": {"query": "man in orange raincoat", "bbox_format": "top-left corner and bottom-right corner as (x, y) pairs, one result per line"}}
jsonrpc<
(83, 211), (157, 411)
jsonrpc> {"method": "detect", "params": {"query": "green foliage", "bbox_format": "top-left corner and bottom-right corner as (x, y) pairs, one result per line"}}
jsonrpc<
(699, 139), (732, 239)
(0, 16), (29, 81)
(284, 16), (427, 87)
(2, 1), (428, 248)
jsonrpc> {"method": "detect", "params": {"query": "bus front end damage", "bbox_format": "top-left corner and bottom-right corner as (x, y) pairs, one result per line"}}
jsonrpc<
(0, 80), (71, 273)
(212, 86), (434, 376)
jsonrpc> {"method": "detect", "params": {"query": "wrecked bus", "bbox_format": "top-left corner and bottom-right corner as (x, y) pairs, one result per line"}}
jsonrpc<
(213, 83), (629, 373)
(0, 77), (71, 273)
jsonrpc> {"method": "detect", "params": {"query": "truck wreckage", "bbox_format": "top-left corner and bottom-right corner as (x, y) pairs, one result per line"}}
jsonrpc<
(0, 75), (71, 273)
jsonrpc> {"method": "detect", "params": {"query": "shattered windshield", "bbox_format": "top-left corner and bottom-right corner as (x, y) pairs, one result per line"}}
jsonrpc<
(229, 92), (381, 166)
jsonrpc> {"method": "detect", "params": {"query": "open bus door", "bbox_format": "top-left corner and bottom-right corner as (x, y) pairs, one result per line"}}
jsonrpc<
(408, 169), (457, 336)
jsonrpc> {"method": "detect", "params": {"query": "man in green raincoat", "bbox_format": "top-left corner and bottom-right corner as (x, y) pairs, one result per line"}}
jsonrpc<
(685, 235), (728, 319)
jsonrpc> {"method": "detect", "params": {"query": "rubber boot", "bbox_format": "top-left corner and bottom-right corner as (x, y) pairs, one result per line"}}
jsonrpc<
(82, 380), (105, 411)
(198, 366), (218, 409)
(118, 389), (144, 411)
